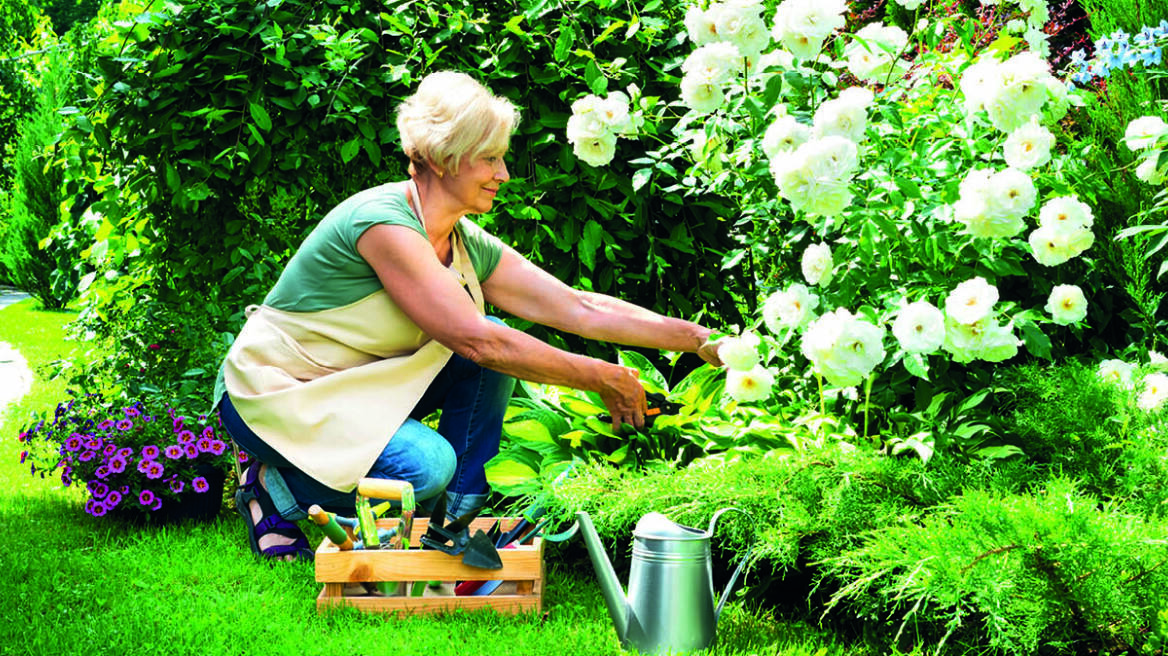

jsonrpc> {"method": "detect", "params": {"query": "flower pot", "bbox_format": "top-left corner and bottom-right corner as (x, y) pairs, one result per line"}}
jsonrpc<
(108, 464), (228, 525)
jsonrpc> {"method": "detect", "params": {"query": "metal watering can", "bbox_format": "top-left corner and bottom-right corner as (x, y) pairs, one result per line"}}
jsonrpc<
(575, 508), (752, 655)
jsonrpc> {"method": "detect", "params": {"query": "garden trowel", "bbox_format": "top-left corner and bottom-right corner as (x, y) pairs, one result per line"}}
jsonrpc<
(419, 495), (503, 569)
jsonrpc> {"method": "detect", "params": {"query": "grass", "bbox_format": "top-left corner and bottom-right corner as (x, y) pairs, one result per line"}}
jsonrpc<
(0, 298), (879, 656)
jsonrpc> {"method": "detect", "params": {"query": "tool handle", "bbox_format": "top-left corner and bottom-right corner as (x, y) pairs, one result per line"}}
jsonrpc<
(308, 504), (353, 551)
(357, 478), (413, 501)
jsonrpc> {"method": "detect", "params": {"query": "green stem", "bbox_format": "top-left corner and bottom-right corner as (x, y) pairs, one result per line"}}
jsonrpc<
(863, 374), (875, 443)
(816, 372), (825, 416)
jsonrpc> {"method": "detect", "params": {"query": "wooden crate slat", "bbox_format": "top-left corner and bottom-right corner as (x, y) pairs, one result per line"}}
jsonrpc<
(316, 589), (541, 615)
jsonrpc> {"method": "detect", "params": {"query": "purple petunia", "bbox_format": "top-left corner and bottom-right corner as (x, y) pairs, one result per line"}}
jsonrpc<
(108, 456), (127, 474)
(91, 503), (108, 517)
(84, 437), (102, 450)
(169, 479), (185, 494)
(79, 450), (96, 463)
(196, 437), (212, 453)
(151, 497), (163, 511)
(105, 490), (122, 508)
(184, 444), (199, 459)
(61, 469), (72, 487)
(192, 477), (210, 493)
(95, 466), (110, 479)
(138, 489), (155, 506)
(65, 434), (84, 451)
(102, 444), (118, 457)
(145, 461), (164, 480)
(88, 481), (109, 499)
(117, 447), (133, 459)
(116, 419), (133, 431)
(137, 459), (152, 474)
(141, 445), (160, 460)
(124, 407), (141, 418)
(177, 429), (196, 444)
(237, 451), (249, 464)
(142, 415), (154, 423)
(85, 499), (96, 515)
(164, 445), (184, 459)
(172, 417), (184, 432)
(208, 439), (227, 456)
(97, 420), (115, 431)
(201, 426), (215, 440)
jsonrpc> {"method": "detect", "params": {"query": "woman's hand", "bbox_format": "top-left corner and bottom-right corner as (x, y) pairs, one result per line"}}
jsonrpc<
(597, 365), (647, 433)
(698, 335), (724, 368)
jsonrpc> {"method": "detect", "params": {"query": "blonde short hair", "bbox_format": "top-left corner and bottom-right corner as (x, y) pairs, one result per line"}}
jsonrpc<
(395, 71), (520, 176)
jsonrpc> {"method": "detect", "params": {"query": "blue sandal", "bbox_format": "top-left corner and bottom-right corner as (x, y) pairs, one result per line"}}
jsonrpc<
(234, 463), (314, 563)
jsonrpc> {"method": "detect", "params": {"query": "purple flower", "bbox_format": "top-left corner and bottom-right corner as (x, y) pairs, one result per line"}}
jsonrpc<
(164, 445), (184, 460)
(124, 406), (141, 418)
(116, 419), (133, 431)
(145, 461), (164, 480)
(151, 497), (163, 511)
(192, 477), (210, 493)
(118, 447), (133, 458)
(18, 431), (28, 442)
(201, 426), (215, 440)
(184, 444), (199, 459)
(238, 451), (249, 464)
(119, 485), (129, 495)
(85, 499), (96, 515)
(137, 459), (152, 474)
(108, 456), (127, 474)
(196, 437), (212, 453)
(105, 490), (122, 508)
(148, 343), (161, 350)
(19, 451), (27, 464)
(84, 437), (102, 450)
(79, 450), (96, 463)
(172, 417), (184, 432)
(61, 470), (72, 487)
(103, 444), (118, 457)
(65, 434), (83, 451)
(141, 445), (160, 460)
(142, 415), (154, 423)
(177, 429), (196, 444)
(97, 420), (115, 431)
(91, 503), (108, 517)
(138, 489), (155, 505)
(88, 481), (109, 499)
(95, 466), (110, 479)
(208, 439), (227, 456)
(169, 479), (185, 494)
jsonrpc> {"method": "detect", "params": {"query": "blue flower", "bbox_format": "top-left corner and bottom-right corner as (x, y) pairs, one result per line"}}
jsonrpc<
(1111, 29), (1131, 45)
(1070, 49), (1088, 66)
(1140, 46), (1163, 66)
(1096, 37), (1113, 53)
(1136, 26), (1158, 46)
(1121, 47), (1143, 67)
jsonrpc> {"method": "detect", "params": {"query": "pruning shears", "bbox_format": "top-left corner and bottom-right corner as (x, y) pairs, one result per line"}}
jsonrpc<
(596, 391), (683, 429)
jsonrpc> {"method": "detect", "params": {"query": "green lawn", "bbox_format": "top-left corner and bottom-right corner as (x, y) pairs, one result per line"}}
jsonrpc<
(0, 299), (875, 656)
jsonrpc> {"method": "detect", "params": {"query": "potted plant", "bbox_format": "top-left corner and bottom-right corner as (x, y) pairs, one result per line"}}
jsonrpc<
(17, 391), (241, 523)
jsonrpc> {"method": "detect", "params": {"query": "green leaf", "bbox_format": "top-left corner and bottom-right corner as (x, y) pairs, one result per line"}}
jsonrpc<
(579, 219), (603, 271)
(617, 350), (667, 393)
(584, 60), (606, 95)
(632, 168), (652, 191)
(504, 419), (553, 443)
(554, 24), (575, 62)
(249, 101), (272, 132)
(484, 458), (539, 492)
(902, 352), (930, 380)
(340, 139), (360, 164)
(1016, 317), (1052, 360)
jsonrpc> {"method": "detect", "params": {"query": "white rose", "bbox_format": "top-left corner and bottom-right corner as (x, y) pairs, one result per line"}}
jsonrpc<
(893, 0), (926, 8)
(680, 74), (725, 114)
(801, 242), (833, 286)
(801, 308), (885, 387)
(772, 136), (858, 216)
(714, 4), (770, 59)
(892, 301), (945, 354)
(1124, 116), (1168, 151)
(773, 28), (827, 61)
(984, 167), (1037, 223)
(1038, 196), (1094, 232)
(1137, 373), (1168, 411)
(1027, 224), (1094, 266)
(762, 283), (819, 332)
(1044, 284), (1088, 325)
(1003, 118), (1054, 171)
(719, 332), (762, 372)
(726, 364), (776, 403)
(942, 316), (1019, 364)
(682, 41), (744, 86)
(762, 114), (811, 160)
(572, 132), (618, 167)
(597, 91), (633, 134)
(945, 277), (999, 325)
(812, 87), (873, 142)
(805, 135), (860, 178)
(685, 6), (719, 46)
(772, 0), (847, 42)
(976, 320), (1021, 362)
(1135, 154), (1167, 185)
(567, 95), (608, 142)
(960, 58), (1001, 115)
(844, 22), (909, 83)
(1097, 359), (1136, 388)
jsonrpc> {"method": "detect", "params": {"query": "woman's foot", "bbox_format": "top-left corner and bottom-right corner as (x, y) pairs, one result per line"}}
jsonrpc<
(235, 463), (313, 563)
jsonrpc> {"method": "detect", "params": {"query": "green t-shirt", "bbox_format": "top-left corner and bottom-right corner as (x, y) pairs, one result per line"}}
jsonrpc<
(263, 182), (504, 312)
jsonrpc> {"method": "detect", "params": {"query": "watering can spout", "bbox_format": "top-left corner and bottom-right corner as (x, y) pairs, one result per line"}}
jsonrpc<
(576, 511), (630, 642)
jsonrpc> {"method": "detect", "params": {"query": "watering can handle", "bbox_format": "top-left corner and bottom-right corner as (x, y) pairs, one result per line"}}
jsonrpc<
(707, 507), (754, 620)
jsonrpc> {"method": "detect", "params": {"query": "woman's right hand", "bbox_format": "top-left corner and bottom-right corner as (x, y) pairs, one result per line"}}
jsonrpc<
(597, 364), (647, 434)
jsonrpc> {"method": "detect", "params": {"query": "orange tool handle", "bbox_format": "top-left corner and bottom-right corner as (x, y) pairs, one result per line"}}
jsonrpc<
(356, 478), (413, 501)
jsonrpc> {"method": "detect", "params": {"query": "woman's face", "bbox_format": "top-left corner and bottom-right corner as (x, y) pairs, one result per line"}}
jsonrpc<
(445, 150), (509, 215)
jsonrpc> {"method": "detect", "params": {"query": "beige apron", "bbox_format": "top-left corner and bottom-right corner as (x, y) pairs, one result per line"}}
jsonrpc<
(223, 185), (485, 492)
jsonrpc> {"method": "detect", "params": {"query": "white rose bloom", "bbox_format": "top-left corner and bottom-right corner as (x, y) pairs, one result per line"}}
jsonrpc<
(726, 364), (776, 403)
(1027, 224), (1094, 266)
(762, 283), (819, 332)
(719, 332), (762, 372)
(985, 51), (1053, 132)
(942, 316), (1019, 364)
(844, 23), (909, 83)
(892, 301), (945, 354)
(945, 277), (999, 325)
(1045, 284), (1088, 325)
(812, 87), (874, 142)
(1124, 116), (1168, 151)
(805, 135), (860, 177)
(773, 28), (827, 61)
(959, 168), (993, 200)
(572, 131), (618, 167)
(773, 0), (846, 42)
(1038, 196), (1094, 232)
(685, 6), (719, 46)
(1097, 359), (1136, 388)
(762, 114), (811, 160)
(801, 242), (833, 286)
(801, 308), (885, 387)
(567, 95), (608, 142)
(1151, 351), (1168, 367)
(976, 320), (1021, 362)
(984, 167), (1037, 223)
(680, 75), (726, 114)
(772, 136), (858, 216)
(597, 91), (633, 134)
(714, 4), (770, 59)
(960, 58), (1001, 115)
(1137, 373), (1168, 411)
(893, 0), (926, 8)
(1135, 155), (1167, 185)
(682, 41), (744, 86)
(1003, 118), (1054, 171)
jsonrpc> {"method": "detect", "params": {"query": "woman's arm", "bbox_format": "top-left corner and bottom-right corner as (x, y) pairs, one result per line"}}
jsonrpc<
(482, 245), (723, 365)
(357, 224), (647, 429)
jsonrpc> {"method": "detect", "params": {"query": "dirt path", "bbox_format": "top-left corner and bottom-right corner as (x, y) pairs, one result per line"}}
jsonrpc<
(0, 287), (34, 417)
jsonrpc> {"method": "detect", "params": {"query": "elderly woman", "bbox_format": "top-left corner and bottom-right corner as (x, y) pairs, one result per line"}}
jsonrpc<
(215, 71), (721, 561)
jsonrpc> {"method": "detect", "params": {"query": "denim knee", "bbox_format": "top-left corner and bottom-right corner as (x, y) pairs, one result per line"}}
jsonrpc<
(367, 418), (457, 503)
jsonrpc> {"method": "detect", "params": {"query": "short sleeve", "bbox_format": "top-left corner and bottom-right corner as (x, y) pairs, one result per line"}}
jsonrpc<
(456, 218), (505, 283)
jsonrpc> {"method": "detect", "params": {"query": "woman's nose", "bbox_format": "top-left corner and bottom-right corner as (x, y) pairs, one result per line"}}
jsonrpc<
(495, 160), (509, 182)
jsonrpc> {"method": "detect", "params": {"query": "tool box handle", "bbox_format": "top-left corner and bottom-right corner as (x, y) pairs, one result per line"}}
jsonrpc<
(357, 478), (413, 501)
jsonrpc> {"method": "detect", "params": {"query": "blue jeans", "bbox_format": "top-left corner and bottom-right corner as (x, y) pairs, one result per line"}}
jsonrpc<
(219, 330), (515, 521)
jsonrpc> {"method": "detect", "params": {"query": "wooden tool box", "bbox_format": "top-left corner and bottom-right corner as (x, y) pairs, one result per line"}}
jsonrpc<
(314, 516), (544, 615)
